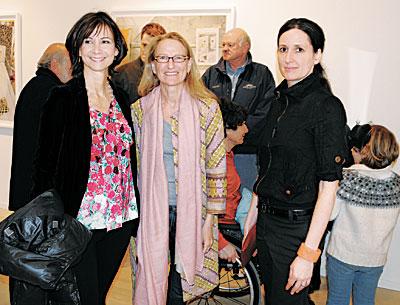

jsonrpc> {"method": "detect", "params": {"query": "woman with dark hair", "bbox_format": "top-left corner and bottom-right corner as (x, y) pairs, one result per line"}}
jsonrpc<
(244, 18), (347, 305)
(31, 11), (139, 305)
(132, 32), (226, 305)
(327, 124), (400, 305)
(217, 99), (248, 263)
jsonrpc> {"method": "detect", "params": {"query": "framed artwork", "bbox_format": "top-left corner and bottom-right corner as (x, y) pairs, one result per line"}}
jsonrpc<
(196, 27), (219, 66)
(112, 7), (235, 74)
(0, 13), (21, 128)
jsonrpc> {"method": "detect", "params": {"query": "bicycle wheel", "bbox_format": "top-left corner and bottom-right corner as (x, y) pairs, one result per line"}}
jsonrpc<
(189, 245), (261, 305)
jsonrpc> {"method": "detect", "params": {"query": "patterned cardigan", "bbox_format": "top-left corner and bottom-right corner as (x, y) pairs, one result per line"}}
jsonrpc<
(131, 96), (226, 300)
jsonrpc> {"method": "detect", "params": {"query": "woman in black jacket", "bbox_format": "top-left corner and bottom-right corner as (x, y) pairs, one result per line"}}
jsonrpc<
(244, 18), (347, 305)
(31, 12), (139, 305)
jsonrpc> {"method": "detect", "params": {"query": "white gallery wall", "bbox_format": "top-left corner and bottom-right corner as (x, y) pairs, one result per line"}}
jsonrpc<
(1, 0), (399, 290)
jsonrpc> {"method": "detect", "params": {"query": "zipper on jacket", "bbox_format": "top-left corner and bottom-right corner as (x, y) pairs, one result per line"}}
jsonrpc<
(255, 94), (289, 194)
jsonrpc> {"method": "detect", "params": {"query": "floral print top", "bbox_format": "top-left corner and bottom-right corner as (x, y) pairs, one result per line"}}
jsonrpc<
(77, 98), (138, 231)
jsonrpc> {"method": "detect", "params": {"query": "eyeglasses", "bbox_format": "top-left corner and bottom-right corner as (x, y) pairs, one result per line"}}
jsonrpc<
(154, 55), (189, 63)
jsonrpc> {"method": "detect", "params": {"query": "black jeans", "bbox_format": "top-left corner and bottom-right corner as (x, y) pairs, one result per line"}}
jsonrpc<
(72, 220), (135, 305)
(166, 206), (185, 305)
(257, 210), (312, 305)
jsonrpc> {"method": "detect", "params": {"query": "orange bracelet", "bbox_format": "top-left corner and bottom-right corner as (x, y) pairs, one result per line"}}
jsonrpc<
(297, 242), (321, 263)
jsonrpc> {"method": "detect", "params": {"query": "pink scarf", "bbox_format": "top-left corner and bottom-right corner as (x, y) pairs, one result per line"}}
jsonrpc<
(134, 86), (204, 305)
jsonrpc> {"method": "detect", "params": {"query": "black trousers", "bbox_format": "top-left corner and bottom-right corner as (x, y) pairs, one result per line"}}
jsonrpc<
(72, 219), (135, 305)
(257, 211), (312, 305)
(166, 206), (185, 305)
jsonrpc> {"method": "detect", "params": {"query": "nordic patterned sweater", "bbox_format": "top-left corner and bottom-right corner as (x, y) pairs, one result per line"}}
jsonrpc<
(327, 163), (400, 267)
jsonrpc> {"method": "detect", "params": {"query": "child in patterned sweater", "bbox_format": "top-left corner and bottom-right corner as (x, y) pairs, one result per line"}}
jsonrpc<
(327, 124), (400, 305)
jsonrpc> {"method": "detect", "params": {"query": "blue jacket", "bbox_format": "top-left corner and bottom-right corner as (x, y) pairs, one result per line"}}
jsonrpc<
(202, 53), (275, 153)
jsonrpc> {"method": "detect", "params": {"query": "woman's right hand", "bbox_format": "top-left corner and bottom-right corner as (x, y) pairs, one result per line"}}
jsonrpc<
(285, 256), (313, 294)
(219, 242), (239, 263)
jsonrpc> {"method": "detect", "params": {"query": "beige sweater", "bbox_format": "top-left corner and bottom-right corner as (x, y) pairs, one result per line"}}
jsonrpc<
(327, 164), (400, 267)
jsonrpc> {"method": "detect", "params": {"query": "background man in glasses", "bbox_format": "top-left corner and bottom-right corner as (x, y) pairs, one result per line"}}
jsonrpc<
(113, 22), (166, 105)
(202, 28), (275, 192)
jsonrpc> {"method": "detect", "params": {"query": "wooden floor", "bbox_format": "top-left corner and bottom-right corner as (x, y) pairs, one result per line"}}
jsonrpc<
(2, 252), (400, 305)
(1, 208), (400, 304)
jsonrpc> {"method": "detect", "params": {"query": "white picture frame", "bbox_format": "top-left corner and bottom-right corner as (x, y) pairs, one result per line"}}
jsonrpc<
(0, 12), (21, 128)
(111, 7), (235, 74)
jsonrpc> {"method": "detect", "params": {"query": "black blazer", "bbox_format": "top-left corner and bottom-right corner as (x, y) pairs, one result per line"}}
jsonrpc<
(9, 68), (63, 211)
(31, 76), (139, 219)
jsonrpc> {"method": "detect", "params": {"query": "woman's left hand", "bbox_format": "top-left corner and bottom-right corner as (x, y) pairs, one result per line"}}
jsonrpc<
(285, 256), (313, 295)
(202, 214), (213, 253)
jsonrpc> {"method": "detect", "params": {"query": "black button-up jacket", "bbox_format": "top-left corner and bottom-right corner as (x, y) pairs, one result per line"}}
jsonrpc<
(254, 73), (347, 209)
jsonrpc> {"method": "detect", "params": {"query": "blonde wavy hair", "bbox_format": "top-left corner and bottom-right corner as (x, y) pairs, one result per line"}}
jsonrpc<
(138, 32), (216, 101)
(360, 125), (399, 169)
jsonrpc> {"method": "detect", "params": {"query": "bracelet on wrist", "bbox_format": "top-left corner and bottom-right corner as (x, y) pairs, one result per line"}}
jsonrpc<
(297, 242), (321, 263)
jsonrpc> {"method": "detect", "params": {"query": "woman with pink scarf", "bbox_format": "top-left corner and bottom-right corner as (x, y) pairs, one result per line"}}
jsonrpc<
(131, 32), (226, 304)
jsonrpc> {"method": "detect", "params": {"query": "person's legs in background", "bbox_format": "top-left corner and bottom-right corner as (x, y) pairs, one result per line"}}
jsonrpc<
(307, 259), (320, 305)
(326, 254), (354, 305)
(167, 265), (185, 305)
(352, 265), (383, 305)
(9, 277), (15, 304)
(308, 227), (329, 305)
(166, 206), (185, 305)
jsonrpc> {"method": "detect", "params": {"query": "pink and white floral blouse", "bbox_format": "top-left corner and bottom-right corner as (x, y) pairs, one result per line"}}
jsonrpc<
(77, 98), (138, 231)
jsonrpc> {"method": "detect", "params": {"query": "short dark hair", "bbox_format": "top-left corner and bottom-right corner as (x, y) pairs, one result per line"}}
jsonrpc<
(349, 124), (372, 150)
(277, 18), (331, 92)
(140, 23), (166, 39)
(65, 11), (127, 77)
(219, 98), (248, 136)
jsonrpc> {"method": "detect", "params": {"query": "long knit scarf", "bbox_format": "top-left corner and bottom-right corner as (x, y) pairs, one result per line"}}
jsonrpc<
(133, 86), (204, 305)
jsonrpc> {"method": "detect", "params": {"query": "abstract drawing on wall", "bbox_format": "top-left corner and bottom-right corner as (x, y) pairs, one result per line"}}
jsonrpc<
(196, 28), (219, 66)
(0, 13), (20, 128)
(112, 8), (235, 74)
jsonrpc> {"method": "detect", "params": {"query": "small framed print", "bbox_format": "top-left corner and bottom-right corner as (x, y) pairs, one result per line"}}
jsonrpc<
(0, 13), (21, 128)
